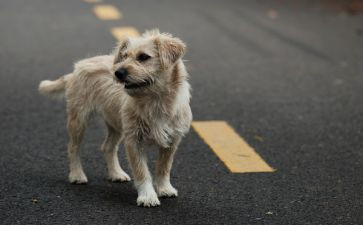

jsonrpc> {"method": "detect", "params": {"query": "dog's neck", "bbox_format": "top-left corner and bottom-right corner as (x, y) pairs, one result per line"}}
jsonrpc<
(128, 61), (189, 118)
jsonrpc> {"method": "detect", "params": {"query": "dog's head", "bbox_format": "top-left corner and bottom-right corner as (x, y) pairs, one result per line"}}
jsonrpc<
(112, 29), (186, 96)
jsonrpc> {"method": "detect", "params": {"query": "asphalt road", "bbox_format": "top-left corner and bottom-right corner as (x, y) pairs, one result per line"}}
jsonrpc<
(0, 0), (363, 224)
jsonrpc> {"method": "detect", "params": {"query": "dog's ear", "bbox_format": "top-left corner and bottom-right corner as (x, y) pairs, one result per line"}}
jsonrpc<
(154, 33), (186, 69)
(113, 37), (129, 64)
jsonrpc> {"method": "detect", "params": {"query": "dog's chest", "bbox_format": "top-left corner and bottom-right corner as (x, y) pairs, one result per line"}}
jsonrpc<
(137, 116), (175, 148)
(121, 96), (187, 148)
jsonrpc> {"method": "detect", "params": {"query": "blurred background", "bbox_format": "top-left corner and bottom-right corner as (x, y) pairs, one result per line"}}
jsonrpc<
(0, 0), (362, 224)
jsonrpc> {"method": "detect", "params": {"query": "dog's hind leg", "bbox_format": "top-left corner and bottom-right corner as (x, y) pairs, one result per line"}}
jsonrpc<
(154, 136), (181, 198)
(101, 124), (131, 182)
(67, 107), (88, 184)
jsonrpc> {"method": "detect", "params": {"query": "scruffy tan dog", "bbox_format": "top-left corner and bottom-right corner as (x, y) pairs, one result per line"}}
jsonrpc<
(38, 30), (192, 207)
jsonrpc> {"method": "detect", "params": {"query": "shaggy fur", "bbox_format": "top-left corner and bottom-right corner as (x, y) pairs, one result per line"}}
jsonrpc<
(38, 30), (192, 207)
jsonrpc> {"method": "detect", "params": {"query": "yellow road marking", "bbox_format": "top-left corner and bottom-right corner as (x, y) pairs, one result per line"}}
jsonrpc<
(111, 27), (140, 41)
(192, 121), (275, 173)
(93, 5), (122, 20)
(83, 0), (102, 3)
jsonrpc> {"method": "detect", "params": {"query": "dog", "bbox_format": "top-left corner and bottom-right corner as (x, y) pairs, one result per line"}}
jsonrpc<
(38, 30), (192, 207)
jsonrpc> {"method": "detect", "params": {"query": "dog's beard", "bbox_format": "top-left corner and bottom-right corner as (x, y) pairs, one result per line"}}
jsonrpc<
(124, 85), (149, 96)
(122, 76), (154, 97)
(124, 79), (151, 90)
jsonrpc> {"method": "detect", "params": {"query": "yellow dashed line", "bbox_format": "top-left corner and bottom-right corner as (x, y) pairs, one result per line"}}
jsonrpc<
(111, 27), (140, 41)
(83, 0), (102, 3)
(93, 5), (122, 20)
(192, 121), (275, 173)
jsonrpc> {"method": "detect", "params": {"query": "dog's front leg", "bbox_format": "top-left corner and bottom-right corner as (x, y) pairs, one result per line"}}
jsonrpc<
(125, 139), (160, 207)
(154, 136), (181, 198)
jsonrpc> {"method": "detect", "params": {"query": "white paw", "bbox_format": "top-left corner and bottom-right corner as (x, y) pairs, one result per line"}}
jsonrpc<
(109, 171), (131, 182)
(69, 171), (88, 184)
(156, 184), (178, 198)
(137, 192), (160, 207)
(136, 182), (160, 207)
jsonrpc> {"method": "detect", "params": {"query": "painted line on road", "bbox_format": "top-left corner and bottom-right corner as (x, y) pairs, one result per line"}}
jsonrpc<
(192, 121), (275, 173)
(93, 5), (122, 20)
(111, 27), (140, 41)
(83, 0), (102, 3)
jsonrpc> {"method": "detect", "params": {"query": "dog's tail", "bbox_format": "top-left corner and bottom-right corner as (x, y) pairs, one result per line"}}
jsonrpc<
(38, 73), (72, 98)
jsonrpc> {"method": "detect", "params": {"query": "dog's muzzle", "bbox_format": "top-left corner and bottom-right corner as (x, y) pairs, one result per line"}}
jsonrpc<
(115, 68), (151, 90)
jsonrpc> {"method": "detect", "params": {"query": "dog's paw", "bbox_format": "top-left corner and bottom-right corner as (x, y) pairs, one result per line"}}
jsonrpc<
(137, 193), (160, 207)
(156, 184), (178, 198)
(69, 172), (88, 184)
(108, 171), (131, 182)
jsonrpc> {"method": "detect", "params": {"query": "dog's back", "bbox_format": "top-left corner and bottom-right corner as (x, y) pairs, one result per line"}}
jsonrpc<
(38, 55), (114, 98)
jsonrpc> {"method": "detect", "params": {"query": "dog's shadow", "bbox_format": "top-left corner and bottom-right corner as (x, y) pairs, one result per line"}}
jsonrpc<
(36, 172), (137, 207)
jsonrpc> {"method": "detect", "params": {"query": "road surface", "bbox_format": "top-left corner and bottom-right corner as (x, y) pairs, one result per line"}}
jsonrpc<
(0, 0), (362, 224)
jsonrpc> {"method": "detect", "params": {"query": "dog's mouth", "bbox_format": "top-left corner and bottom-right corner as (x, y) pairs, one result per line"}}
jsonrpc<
(124, 79), (151, 89)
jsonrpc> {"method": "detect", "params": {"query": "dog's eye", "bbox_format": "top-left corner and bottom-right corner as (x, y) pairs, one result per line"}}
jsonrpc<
(137, 53), (151, 62)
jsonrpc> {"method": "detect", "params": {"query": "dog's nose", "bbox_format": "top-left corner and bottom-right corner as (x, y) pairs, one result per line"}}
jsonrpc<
(115, 68), (129, 82)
